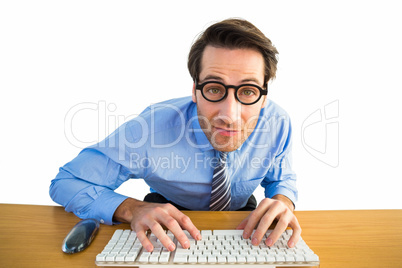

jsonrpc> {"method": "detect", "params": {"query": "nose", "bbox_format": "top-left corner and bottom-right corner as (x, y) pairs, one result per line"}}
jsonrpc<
(218, 88), (242, 124)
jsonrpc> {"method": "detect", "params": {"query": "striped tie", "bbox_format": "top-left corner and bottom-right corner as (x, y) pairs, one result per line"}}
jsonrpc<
(209, 152), (231, 211)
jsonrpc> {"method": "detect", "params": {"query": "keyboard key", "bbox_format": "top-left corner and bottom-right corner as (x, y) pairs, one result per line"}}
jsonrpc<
(111, 248), (120, 253)
(237, 255), (247, 263)
(246, 255), (256, 263)
(285, 254), (295, 262)
(110, 230), (123, 242)
(266, 254), (276, 262)
(188, 255), (198, 263)
(227, 255), (236, 263)
(159, 252), (170, 263)
(207, 255), (217, 263)
(115, 253), (126, 262)
(294, 254), (305, 262)
(138, 252), (150, 262)
(101, 249), (111, 255)
(305, 254), (319, 262)
(201, 230), (212, 235)
(217, 256), (227, 263)
(96, 253), (106, 261)
(256, 255), (265, 262)
(175, 248), (191, 254)
(198, 255), (207, 263)
(213, 230), (244, 236)
(105, 253), (116, 262)
(276, 254), (286, 262)
(173, 254), (188, 263)
(149, 254), (159, 263)
(124, 253), (136, 262)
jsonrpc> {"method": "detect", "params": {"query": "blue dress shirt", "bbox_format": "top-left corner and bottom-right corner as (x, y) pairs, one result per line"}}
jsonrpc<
(50, 97), (297, 225)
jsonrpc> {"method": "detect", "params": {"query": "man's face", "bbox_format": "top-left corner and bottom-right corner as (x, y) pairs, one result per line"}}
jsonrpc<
(192, 45), (267, 152)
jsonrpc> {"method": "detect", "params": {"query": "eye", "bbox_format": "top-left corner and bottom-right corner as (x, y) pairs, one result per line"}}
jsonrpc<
(205, 84), (225, 95)
(239, 87), (257, 97)
(208, 87), (222, 94)
(242, 89), (255, 96)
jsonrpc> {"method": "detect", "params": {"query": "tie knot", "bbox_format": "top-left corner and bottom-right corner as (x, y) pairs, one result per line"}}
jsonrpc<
(219, 151), (228, 162)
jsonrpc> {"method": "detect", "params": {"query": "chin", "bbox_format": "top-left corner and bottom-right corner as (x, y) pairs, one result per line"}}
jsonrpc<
(211, 138), (244, 152)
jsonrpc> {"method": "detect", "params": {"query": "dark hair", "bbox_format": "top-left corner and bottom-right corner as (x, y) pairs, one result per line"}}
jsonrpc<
(188, 18), (279, 86)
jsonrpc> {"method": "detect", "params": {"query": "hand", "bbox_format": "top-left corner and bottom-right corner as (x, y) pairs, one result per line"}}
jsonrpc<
(236, 195), (301, 248)
(113, 198), (201, 252)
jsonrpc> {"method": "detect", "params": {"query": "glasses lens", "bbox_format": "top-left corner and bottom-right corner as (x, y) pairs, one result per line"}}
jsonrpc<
(237, 86), (261, 104)
(202, 83), (226, 101)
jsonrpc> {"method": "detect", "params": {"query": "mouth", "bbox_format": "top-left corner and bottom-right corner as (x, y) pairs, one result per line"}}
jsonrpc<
(214, 126), (241, 137)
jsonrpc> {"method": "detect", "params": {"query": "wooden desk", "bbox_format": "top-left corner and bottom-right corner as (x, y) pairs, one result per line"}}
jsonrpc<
(0, 204), (401, 267)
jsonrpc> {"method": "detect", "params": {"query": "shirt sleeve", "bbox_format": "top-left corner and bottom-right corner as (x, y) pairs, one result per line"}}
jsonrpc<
(50, 116), (150, 224)
(260, 116), (298, 206)
(49, 147), (132, 225)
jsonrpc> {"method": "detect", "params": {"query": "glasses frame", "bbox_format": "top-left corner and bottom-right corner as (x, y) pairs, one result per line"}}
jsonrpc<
(195, 80), (268, 105)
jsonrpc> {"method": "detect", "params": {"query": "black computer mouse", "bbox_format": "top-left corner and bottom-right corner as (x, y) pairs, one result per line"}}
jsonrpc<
(62, 218), (100, 254)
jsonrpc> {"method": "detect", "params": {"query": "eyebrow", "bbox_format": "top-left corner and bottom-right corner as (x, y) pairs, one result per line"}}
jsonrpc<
(202, 75), (262, 85)
(202, 75), (224, 82)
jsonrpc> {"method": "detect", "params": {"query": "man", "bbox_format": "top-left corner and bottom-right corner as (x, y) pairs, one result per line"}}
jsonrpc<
(50, 18), (301, 253)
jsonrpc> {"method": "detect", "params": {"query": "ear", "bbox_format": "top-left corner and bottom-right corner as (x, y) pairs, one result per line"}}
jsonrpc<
(261, 95), (267, 108)
(192, 83), (197, 103)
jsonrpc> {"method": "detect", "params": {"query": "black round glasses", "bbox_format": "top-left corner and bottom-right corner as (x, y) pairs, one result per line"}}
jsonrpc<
(195, 81), (267, 105)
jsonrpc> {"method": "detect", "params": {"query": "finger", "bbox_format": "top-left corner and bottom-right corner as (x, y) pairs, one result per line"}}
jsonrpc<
(251, 207), (279, 246)
(135, 228), (154, 252)
(265, 210), (293, 247)
(148, 219), (176, 252)
(133, 205), (174, 252)
(287, 217), (302, 248)
(155, 204), (196, 249)
(250, 199), (286, 246)
(242, 199), (273, 239)
(176, 212), (202, 241)
(159, 215), (190, 249)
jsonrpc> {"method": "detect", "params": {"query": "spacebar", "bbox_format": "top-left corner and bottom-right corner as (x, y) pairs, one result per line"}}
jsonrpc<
(137, 265), (275, 268)
(212, 230), (245, 235)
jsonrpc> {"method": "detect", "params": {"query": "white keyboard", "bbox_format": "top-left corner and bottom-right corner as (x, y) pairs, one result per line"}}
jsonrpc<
(95, 229), (319, 267)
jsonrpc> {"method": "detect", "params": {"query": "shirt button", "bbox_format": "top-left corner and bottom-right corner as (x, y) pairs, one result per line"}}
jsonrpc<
(100, 219), (105, 224)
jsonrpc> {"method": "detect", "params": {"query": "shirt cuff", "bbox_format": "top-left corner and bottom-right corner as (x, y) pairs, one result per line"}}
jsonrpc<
(90, 191), (129, 225)
(266, 187), (297, 209)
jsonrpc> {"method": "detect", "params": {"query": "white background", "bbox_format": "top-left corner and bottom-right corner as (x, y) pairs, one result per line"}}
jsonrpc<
(1, 0), (401, 211)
